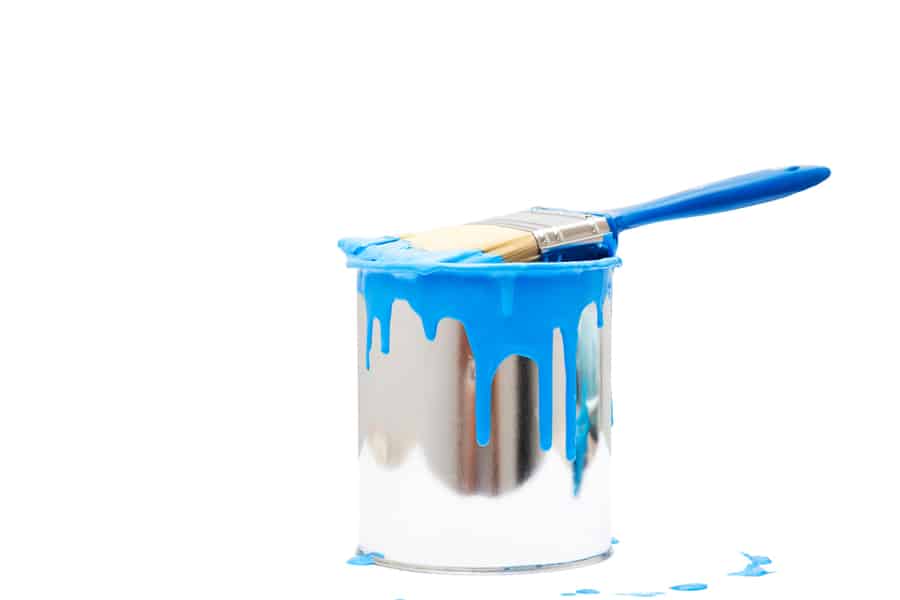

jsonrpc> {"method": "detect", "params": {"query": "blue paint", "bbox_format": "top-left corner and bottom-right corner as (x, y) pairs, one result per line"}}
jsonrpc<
(669, 583), (707, 592)
(541, 234), (617, 262)
(611, 537), (620, 545)
(740, 552), (772, 566)
(729, 563), (773, 577)
(339, 236), (504, 267)
(729, 551), (774, 577)
(617, 593), (664, 597)
(576, 589), (600, 595)
(561, 594), (578, 597)
(341, 242), (619, 459)
(346, 551), (384, 566)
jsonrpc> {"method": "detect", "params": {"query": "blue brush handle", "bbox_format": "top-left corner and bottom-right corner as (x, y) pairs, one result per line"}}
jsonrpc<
(602, 165), (831, 234)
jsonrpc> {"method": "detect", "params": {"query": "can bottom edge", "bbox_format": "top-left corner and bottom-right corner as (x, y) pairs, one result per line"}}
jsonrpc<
(355, 546), (614, 575)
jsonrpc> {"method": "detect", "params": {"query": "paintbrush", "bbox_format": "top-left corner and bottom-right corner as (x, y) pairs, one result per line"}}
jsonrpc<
(401, 166), (831, 262)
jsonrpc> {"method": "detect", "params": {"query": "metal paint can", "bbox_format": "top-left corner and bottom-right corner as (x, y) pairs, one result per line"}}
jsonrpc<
(352, 259), (616, 573)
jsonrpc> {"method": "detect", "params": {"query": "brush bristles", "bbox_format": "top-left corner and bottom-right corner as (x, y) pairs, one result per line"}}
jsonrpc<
(403, 224), (540, 262)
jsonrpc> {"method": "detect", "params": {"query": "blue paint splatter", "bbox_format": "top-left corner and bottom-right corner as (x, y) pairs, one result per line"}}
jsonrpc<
(341, 237), (619, 459)
(346, 551), (384, 566)
(729, 552), (774, 577)
(576, 589), (601, 595)
(670, 583), (707, 592)
(561, 594), (578, 597)
(729, 563), (773, 577)
(617, 593), (664, 597)
(741, 552), (772, 566)
(611, 537), (620, 544)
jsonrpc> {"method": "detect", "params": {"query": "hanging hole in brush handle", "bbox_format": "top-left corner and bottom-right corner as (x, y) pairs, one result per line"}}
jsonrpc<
(602, 165), (831, 234)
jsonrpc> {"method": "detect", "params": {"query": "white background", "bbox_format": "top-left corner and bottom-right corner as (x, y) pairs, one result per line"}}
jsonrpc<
(1, 1), (898, 599)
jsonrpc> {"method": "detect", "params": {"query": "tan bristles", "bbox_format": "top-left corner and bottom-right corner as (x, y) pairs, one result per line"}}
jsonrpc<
(402, 224), (540, 262)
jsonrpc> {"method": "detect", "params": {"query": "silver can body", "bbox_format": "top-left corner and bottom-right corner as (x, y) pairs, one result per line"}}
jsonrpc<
(355, 273), (614, 573)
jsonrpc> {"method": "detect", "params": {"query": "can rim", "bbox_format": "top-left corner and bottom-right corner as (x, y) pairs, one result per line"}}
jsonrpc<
(345, 255), (621, 275)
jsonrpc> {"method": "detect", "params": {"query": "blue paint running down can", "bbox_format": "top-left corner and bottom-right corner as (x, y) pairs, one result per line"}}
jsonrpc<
(339, 166), (832, 573)
(341, 237), (619, 573)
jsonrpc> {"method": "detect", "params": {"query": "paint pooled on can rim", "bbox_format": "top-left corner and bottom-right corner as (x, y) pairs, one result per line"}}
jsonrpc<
(340, 236), (619, 460)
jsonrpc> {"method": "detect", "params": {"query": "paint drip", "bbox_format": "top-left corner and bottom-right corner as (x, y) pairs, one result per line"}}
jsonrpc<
(340, 236), (619, 459)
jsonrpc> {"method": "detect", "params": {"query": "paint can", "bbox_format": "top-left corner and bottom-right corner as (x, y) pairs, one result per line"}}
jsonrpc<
(350, 256), (619, 573)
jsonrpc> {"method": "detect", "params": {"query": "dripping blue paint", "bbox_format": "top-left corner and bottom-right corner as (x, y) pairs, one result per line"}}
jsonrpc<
(341, 236), (619, 460)
(340, 167), (830, 461)
(346, 551), (384, 566)
(670, 583), (707, 591)
(729, 552), (774, 577)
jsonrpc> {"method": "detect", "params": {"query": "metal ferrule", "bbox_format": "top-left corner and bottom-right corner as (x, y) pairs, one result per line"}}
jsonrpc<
(475, 208), (611, 252)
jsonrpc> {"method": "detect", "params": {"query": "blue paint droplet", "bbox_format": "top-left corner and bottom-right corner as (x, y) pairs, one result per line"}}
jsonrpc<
(670, 583), (707, 592)
(740, 552), (772, 566)
(346, 551), (384, 566)
(576, 590), (600, 595)
(729, 563), (774, 577)
(729, 551), (775, 576)
(611, 537), (620, 544)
